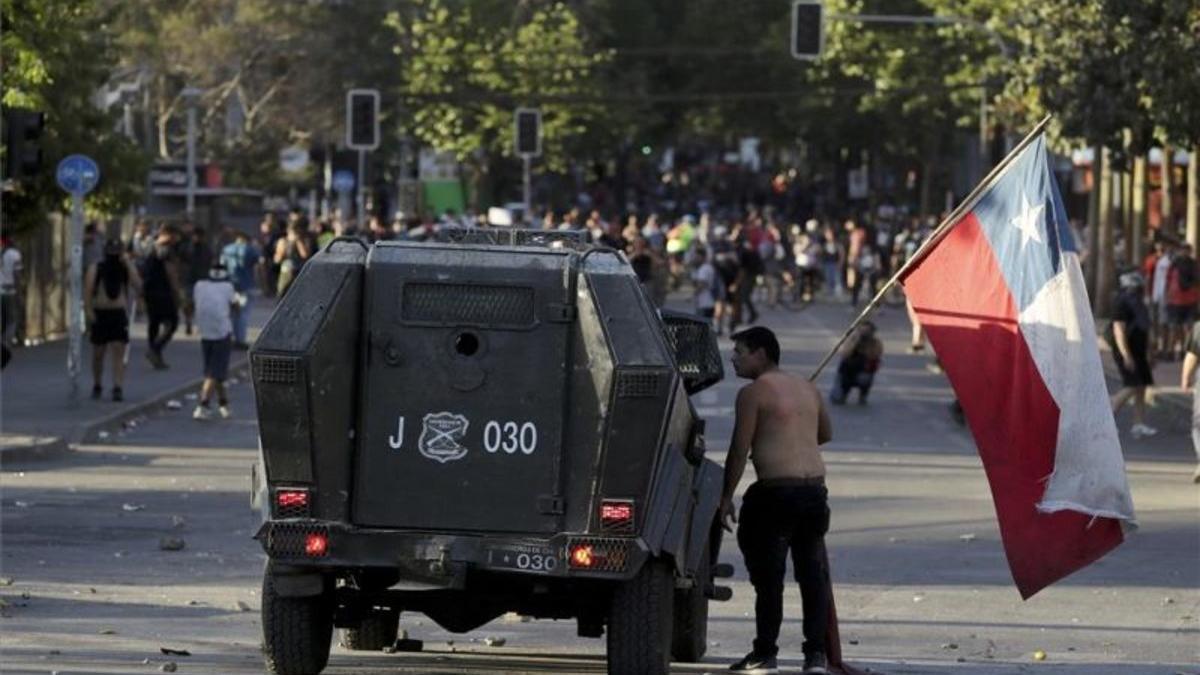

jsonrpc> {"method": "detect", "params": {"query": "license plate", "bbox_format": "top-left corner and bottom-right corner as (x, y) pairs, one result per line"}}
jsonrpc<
(487, 544), (561, 573)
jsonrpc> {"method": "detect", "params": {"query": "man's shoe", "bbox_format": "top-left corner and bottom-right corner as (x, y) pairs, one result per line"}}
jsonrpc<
(802, 651), (829, 674)
(218, 405), (231, 419)
(729, 651), (778, 674)
(91, 384), (103, 400)
(111, 387), (123, 402)
(192, 405), (211, 421)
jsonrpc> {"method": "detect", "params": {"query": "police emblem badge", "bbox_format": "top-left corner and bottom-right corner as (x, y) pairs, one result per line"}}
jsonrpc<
(418, 412), (470, 463)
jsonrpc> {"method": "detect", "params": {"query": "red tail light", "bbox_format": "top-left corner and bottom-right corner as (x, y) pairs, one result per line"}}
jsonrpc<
(600, 499), (634, 534)
(276, 490), (309, 508)
(569, 544), (595, 568)
(304, 532), (328, 557)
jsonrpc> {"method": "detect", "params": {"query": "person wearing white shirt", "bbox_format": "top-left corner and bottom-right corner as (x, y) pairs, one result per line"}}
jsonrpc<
(1150, 240), (1174, 357)
(0, 235), (23, 369)
(191, 263), (245, 420)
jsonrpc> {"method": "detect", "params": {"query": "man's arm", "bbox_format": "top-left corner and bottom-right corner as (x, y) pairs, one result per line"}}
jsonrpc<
(816, 392), (832, 445)
(1182, 352), (1198, 390)
(1112, 321), (1132, 362)
(719, 387), (757, 531)
(83, 264), (97, 320)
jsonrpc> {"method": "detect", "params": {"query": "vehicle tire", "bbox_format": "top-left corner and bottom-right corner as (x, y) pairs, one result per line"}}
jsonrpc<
(262, 565), (333, 675)
(339, 608), (399, 651)
(671, 550), (710, 662)
(607, 558), (674, 675)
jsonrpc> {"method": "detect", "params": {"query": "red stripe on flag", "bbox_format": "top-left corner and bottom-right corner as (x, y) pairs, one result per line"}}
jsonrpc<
(902, 213), (1123, 598)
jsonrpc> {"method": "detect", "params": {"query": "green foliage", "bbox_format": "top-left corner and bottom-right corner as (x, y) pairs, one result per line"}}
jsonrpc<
(2, 0), (147, 231)
(394, 0), (610, 172)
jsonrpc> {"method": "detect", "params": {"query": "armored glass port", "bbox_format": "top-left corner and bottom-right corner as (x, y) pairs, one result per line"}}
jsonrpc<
(454, 332), (480, 356)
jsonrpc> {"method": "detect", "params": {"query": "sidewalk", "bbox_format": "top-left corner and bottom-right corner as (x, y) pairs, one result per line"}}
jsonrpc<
(0, 295), (273, 462)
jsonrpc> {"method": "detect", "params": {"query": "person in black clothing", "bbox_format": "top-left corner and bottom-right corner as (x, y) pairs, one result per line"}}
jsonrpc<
(143, 229), (182, 369)
(830, 321), (883, 405)
(1108, 271), (1158, 439)
(731, 234), (763, 330)
(180, 225), (212, 335)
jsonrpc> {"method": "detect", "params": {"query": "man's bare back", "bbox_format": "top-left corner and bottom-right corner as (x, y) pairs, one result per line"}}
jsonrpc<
(742, 370), (829, 480)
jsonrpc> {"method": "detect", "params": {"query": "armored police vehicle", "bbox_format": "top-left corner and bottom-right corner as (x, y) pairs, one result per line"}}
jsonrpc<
(250, 230), (729, 675)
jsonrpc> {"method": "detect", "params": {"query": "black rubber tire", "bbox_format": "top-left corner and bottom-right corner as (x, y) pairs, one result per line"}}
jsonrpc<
(671, 551), (710, 662)
(262, 566), (333, 675)
(607, 559), (674, 675)
(339, 609), (399, 651)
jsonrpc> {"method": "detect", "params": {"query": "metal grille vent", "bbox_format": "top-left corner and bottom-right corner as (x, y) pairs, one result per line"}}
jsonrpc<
(615, 371), (662, 398)
(660, 311), (724, 395)
(266, 522), (328, 558)
(273, 501), (311, 520)
(568, 537), (631, 572)
(402, 283), (535, 327)
(254, 355), (300, 384)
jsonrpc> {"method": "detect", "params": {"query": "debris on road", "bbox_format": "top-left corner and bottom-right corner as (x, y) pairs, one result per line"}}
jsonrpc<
(122, 503), (145, 512)
(160, 662), (178, 672)
(160, 647), (191, 656)
(1033, 649), (1047, 661)
(959, 533), (977, 542)
(235, 600), (251, 612)
(165, 399), (183, 410)
(158, 537), (186, 551)
(483, 636), (506, 647)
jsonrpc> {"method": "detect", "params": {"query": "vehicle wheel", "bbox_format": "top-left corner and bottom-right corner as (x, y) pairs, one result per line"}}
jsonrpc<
(671, 550), (710, 662)
(262, 565), (333, 675)
(339, 608), (399, 651)
(607, 558), (674, 675)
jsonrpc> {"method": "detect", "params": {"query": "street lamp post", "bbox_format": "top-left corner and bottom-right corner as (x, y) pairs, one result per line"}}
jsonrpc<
(181, 87), (203, 217)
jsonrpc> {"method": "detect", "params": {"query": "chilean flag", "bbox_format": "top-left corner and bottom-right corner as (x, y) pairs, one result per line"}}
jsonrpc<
(900, 133), (1136, 599)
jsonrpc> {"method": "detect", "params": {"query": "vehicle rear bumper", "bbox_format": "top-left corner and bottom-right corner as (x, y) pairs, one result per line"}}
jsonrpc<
(255, 520), (649, 584)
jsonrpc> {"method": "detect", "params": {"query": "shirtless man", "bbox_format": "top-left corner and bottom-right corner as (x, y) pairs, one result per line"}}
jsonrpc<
(720, 326), (832, 674)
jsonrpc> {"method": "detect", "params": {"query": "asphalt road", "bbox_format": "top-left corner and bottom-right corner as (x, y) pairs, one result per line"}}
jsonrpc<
(2, 297), (1197, 675)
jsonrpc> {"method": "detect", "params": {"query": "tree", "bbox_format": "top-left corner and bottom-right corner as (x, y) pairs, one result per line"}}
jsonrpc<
(393, 0), (611, 195)
(2, 0), (147, 231)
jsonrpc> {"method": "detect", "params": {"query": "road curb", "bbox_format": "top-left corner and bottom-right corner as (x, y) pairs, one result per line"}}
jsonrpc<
(72, 358), (251, 445)
(0, 435), (71, 464)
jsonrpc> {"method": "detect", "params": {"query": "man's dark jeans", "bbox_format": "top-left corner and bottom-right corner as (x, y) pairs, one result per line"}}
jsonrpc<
(737, 478), (831, 658)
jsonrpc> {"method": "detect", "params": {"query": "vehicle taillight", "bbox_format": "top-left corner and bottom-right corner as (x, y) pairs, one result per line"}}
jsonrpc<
(304, 532), (328, 557)
(599, 499), (634, 534)
(569, 544), (595, 568)
(277, 490), (309, 509)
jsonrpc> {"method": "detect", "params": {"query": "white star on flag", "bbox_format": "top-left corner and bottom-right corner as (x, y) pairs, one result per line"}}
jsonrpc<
(1010, 193), (1045, 247)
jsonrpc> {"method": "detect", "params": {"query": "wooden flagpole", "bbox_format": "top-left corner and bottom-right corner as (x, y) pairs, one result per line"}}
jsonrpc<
(808, 114), (1054, 382)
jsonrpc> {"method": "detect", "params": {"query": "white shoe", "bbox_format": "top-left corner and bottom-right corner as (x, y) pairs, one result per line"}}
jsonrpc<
(192, 405), (211, 420)
(218, 405), (231, 419)
(1130, 423), (1158, 439)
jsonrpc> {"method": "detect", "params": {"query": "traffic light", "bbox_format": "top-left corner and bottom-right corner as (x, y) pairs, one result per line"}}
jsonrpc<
(4, 109), (45, 181)
(791, 1), (824, 60)
(515, 108), (541, 157)
(346, 89), (380, 150)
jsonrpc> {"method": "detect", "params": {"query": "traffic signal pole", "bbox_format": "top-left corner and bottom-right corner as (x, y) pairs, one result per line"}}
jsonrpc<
(522, 155), (532, 222)
(356, 149), (366, 231)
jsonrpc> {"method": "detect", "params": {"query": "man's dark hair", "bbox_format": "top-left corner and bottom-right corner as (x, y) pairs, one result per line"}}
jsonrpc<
(731, 326), (780, 365)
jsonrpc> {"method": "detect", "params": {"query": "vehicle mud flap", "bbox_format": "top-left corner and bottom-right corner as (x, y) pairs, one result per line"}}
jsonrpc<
(339, 608), (400, 651)
(607, 558), (673, 675)
(262, 562), (333, 675)
(671, 545), (710, 663)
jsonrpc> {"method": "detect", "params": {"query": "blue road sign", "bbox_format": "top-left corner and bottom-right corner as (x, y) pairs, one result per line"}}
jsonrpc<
(332, 170), (355, 193)
(56, 154), (101, 195)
